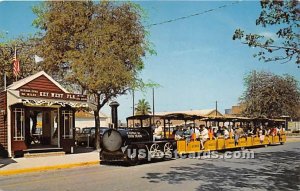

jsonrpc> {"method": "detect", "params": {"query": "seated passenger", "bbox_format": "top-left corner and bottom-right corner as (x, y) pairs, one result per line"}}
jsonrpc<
(208, 126), (215, 140)
(234, 126), (244, 145)
(223, 126), (229, 139)
(200, 125), (209, 149)
(258, 127), (265, 143)
(194, 126), (201, 140)
(175, 127), (184, 140)
(216, 126), (223, 138)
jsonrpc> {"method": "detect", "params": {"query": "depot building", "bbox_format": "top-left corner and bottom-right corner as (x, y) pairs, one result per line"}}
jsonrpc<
(0, 71), (88, 157)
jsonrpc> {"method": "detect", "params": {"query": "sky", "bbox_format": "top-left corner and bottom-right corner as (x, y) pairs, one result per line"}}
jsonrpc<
(0, 1), (299, 122)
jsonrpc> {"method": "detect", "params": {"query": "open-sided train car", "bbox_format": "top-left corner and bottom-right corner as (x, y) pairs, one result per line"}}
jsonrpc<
(176, 116), (286, 155)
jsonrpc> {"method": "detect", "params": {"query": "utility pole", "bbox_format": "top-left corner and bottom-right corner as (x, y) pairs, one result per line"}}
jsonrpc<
(132, 89), (135, 127)
(152, 87), (155, 126)
(215, 100), (218, 117)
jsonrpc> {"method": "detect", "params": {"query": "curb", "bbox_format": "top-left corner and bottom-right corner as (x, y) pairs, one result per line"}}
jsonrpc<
(0, 160), (100, 176)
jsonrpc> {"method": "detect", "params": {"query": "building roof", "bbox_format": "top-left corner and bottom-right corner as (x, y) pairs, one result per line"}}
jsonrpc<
(155, 109), (223, 117)
(7, 71), (69, 93)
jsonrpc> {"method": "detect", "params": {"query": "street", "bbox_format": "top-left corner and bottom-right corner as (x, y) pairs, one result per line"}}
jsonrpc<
(0, 142), (299, 191)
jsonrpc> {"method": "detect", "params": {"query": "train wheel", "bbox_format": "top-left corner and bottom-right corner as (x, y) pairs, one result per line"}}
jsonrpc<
(163, 142), (173, 159)
(149, 143), (161, 159)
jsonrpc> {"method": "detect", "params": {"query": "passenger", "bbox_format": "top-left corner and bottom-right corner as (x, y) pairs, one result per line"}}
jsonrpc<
(175, 127), (184, 140)
(229, 127), (234, 139)
(272, 127), (277, 136)
(190, 126), (197, 141)
(183, 127), (191, 142)
(258, 127), (264, 143)
(216, 126), (223, 138)
(248, 127), (254, 136)
(153, 125), (163, 141)
(200, 125), (209, 149)
(194, 126), (201, 140)
(223, 126), (229, 139)
(208, 126), (215, 140)
(235, 126), (244, 145)
(276, 126), (280, 136)
(213, 127), (218, 138)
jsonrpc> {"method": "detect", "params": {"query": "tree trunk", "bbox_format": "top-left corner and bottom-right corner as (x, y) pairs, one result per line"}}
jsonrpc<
(94, 95), (101, 150)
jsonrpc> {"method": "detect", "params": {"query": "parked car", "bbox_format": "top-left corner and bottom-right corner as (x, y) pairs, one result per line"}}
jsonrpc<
(76, 127), (108, 147)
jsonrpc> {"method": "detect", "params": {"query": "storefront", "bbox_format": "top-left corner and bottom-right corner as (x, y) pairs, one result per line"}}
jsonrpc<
(0, 71), (88, 157)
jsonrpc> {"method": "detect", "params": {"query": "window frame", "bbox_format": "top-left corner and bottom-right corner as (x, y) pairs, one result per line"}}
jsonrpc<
(13, 108), (25, 141)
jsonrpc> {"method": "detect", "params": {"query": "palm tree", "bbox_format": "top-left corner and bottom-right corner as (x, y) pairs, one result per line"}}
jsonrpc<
(135, 99), (151, 115)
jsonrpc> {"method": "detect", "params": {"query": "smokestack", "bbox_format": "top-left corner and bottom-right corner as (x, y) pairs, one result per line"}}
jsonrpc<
(109, 101), (120, 129)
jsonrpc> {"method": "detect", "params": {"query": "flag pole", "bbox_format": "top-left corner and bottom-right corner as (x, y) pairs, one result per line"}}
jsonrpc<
(15, 46), (17, 81)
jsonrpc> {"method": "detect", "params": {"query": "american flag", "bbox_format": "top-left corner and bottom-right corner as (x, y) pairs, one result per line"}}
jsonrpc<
(13, 47), (20, 78)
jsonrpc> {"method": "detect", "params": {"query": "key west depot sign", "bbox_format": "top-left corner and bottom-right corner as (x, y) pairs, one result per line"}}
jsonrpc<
(19, 88), (87, 101)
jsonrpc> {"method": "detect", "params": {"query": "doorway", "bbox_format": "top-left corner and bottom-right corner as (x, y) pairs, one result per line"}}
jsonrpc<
(28, 108), (59, 148)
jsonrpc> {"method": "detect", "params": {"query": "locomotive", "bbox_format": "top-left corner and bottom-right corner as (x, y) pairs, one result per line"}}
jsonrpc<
(100, 102), (175, 165)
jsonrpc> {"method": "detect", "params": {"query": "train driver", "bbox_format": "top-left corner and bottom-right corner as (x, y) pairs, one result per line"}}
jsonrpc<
(153, 121), (163, 141)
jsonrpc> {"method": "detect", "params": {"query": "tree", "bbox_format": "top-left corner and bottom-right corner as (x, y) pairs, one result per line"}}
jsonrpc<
(0, 37), (41, 88)
(135, 99), (151, 115)
(33, 1), (154, 149)
(240, 70), (300, 119)
(233, 0), (300, 66)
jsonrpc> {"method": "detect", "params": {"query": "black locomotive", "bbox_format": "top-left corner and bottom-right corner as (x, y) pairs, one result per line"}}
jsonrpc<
(100, 102), (175, 165)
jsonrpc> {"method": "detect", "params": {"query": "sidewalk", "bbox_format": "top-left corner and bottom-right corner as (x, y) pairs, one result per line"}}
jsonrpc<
(0, 150), (100, 176)
(286, 136), (300, 143)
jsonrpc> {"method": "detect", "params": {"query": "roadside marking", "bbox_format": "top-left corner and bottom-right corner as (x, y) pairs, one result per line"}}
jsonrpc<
(0, 161), (100, 176)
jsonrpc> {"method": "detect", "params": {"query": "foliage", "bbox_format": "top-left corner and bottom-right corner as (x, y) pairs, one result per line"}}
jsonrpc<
(233, 0), (300, 66)
(33, 1), (154, 148)
(240, 70), (300, 119)
(135, 99), (151, 115)
(0, 37), (41, 88)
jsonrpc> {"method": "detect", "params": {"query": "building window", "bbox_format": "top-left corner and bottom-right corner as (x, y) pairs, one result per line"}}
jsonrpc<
(62, 110), (73, 139)
(14, 108), (25, 141)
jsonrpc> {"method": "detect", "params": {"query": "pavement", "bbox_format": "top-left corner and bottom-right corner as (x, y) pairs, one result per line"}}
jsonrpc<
(0, 136), (299, 176)
(0, 148), (100, 176)
(0, 142), (299, 191)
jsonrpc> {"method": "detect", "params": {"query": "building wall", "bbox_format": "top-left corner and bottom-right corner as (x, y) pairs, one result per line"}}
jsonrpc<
(0, 91), (7, 156)
(288, 122), (300, 132)
(231, 105), (245, 116)
(18, 75), (64, 93)
(75, 117), (110, 129)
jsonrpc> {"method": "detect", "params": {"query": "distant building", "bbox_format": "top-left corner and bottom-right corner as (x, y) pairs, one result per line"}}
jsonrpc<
(75, 111), (111, 128)
(225, 109), (232, 115)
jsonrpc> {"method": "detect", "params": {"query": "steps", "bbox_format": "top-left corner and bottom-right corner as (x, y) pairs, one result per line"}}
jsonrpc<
(23, 147), (65, 158)
(24, 151), (65, 158)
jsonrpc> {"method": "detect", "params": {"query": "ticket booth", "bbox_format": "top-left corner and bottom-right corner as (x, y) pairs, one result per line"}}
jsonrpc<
(0, 71), (88, 157)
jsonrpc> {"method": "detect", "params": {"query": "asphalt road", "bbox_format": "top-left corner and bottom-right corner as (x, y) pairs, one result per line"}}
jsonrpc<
(0, 142), (299, 191)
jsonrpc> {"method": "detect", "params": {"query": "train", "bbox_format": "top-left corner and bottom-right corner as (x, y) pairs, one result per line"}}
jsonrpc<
(100, 110), (287, 165)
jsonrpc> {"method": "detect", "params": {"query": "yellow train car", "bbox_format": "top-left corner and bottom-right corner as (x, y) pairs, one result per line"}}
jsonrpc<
(237, 137), (247, 148)
(225, 138), (235, 149)
(176, 134), (287, 154)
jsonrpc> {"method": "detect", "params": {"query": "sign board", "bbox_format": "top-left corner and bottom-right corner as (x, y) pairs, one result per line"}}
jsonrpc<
(19, 88), (87, 102)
